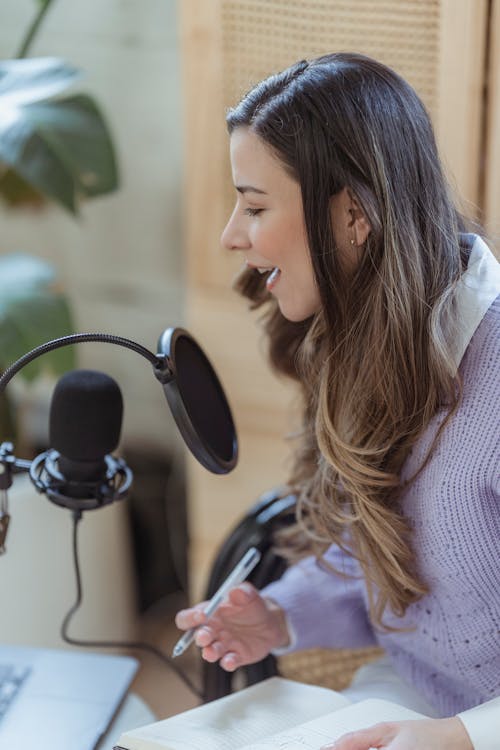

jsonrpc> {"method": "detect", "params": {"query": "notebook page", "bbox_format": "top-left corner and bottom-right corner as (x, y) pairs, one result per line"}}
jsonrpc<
(117, 678), (350, 750)
(243, 698), (427, 749)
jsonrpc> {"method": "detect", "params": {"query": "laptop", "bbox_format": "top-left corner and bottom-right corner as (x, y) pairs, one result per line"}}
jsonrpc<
(0, 644), (138, 750)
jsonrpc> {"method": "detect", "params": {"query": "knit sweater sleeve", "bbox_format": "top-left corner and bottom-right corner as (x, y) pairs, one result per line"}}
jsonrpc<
(261, 544), (376, 652)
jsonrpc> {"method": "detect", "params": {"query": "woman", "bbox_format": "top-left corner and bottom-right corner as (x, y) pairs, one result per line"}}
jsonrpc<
(175, 53), (500, 749)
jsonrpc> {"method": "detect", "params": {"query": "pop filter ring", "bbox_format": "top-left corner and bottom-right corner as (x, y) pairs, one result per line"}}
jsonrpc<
(156, 327), (238, 475)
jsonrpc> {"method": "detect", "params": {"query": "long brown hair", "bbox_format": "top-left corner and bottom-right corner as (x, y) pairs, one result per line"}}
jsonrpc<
(227, 53), (469, 627)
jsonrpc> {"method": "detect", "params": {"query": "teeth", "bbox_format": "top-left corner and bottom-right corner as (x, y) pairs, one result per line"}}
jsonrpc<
(267, 267), (281, 284)
(257, 267), (270, 274)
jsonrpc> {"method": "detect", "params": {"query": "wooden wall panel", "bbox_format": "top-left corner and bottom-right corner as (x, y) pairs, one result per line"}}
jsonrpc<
(178, 0), (490, 599)
(437, 0), (488, 216)
(485, 0), (500, 253)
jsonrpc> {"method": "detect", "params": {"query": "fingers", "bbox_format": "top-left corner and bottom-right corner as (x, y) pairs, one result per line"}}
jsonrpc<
(194, 625), (217, 649)
(227, 581), (258, 606)
(175, 584), (260, 633)
(174, 603), (208, 630)
(189, 621), (244, 672)
(320, 722), (395, 749)
(174, 599), (244, 670)
(174, 585), (264, 670)
(198, 637), (224, 663)
(200, 644), (239, 672)
(192, 625), (240, 670)
(175, 584), (256, 629)
(197, 639), (239, 671)
(219, 651), (240, 671)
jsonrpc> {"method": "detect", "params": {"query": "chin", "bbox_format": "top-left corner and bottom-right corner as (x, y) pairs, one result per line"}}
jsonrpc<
(278, 304), (317, 323)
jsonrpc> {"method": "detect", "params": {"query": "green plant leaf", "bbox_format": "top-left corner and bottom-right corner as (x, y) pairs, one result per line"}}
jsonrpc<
(0, 57), (80, 106)
(0, 254), (75, 381)
(0, 169), (45, 207)
(0, 58), (118, 213)
(26, 94), (119, 198)
(0, 292), (75, 381)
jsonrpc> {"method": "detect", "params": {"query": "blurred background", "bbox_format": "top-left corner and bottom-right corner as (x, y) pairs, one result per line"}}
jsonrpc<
(0, 0), (499, 718)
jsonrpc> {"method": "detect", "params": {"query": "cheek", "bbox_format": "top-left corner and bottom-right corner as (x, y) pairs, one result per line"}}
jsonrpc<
(288, 230), (314, 275)
(276, 224), (307, 266)
(249, 224), (282, 263)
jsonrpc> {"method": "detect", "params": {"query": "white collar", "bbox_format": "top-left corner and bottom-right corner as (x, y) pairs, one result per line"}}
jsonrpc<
(452, 234), (500, 367)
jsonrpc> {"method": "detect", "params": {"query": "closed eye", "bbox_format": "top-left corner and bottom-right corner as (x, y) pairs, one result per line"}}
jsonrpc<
(244, 207), (263, 217)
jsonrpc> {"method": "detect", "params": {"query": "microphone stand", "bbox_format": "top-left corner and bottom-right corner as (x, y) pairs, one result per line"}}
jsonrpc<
(0, 442), (31, 552)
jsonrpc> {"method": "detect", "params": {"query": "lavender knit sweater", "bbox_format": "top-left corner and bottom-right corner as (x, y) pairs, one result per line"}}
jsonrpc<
(263, 294), (500, 718)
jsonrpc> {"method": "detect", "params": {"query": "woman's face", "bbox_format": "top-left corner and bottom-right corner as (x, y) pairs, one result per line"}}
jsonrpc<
(220, 127), (321, 322)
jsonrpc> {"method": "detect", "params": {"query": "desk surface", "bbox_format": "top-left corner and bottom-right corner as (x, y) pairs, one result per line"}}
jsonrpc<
(99, 692), (156, 750)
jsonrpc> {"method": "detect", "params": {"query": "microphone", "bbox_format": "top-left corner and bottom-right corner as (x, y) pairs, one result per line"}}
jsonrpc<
(29, 369), (132, 512)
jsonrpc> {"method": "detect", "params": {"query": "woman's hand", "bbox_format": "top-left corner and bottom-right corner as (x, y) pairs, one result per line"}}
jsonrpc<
(174, 583), (289, 671)
(320, 717), (473, 750)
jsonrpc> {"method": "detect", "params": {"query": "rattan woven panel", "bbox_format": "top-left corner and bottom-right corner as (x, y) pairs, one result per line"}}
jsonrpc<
(278, 646), (385, 691)
(222, 0), (440, 115)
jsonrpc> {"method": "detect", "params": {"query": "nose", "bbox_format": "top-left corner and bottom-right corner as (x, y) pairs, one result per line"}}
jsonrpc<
(220, 206), (250, 252)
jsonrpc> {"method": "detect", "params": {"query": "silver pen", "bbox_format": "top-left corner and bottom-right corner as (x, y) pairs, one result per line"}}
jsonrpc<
(172, 546), (261, 658)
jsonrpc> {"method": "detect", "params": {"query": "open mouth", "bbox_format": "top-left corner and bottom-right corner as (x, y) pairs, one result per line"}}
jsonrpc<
(248, 264), (281, 291)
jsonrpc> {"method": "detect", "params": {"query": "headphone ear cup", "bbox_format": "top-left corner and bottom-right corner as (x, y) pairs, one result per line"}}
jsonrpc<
(202, 488), (296, 702)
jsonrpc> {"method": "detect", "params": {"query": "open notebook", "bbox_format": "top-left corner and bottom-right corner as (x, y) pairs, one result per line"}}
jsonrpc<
(114, 676), (428, 750)
(0, 644), (137, 750)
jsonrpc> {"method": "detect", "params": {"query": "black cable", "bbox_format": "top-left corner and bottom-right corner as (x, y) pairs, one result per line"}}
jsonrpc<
(61, 510), (203, 700)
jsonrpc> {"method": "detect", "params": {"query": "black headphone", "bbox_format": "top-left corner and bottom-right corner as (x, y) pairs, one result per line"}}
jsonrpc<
(202, 487), (296, 701)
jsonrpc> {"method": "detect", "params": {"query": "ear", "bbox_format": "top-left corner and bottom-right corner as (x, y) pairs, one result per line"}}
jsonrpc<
(329, 188), (372, 273)
(346, 188), (371, 246)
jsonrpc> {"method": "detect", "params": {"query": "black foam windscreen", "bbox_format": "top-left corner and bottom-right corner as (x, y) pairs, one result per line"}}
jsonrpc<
(49, 369), (123, 462)
(174, 334), (235, 465)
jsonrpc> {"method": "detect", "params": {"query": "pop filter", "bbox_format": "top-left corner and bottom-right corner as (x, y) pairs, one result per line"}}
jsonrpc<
(156, 328), (238, 475)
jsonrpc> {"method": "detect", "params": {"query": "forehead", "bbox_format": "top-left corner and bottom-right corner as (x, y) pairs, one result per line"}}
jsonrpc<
(229, 127), (291, 187)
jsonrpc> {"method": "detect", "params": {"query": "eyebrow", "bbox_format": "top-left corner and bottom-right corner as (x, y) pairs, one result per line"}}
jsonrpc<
(235, 185), (268, 195)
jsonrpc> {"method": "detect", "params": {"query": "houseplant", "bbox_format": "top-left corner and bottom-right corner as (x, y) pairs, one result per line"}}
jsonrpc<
(0, 0), (120, 442)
